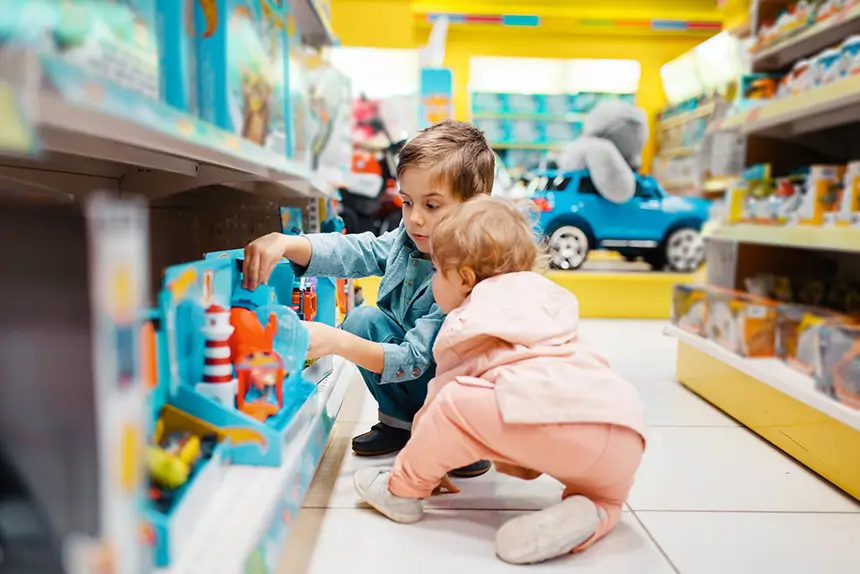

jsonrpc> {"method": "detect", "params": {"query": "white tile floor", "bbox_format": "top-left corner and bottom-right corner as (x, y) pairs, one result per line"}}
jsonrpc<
(277, 320), (860, 574)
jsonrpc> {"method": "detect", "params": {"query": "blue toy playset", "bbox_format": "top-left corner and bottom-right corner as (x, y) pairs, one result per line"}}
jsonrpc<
(156, 0), (196, 113)
(141, 309), (231, 568)
(157, 254), (319, 468)
(280, 206), (304, 235)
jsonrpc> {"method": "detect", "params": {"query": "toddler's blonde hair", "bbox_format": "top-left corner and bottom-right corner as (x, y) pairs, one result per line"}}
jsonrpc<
(431, 196), (547, 283)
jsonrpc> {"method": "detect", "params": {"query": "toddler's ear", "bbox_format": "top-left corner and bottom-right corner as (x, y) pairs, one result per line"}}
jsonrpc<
(458, 267), (477, 292)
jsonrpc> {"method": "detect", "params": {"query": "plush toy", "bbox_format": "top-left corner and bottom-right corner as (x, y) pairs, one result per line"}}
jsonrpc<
(557, 99), (649, 204)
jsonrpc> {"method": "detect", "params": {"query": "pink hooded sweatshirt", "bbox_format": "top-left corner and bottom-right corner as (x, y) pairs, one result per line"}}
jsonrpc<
(426, 271), (646, 438)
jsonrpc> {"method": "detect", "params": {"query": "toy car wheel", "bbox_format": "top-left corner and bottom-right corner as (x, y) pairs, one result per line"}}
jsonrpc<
(548, 225), (589, 270)
(664, 227), (705, 272)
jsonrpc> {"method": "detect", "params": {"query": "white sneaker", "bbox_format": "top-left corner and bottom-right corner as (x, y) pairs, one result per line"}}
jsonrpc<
(353, 467), (424, 524)
(495, 495), (602, 564)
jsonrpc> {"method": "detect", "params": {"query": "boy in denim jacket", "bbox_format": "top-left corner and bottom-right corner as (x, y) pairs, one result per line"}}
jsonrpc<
(243, 120), (495, 477)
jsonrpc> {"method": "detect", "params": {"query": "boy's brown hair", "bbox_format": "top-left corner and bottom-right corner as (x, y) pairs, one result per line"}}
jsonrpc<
(432, 196), (547, 284)
(396, 119), (495, 200)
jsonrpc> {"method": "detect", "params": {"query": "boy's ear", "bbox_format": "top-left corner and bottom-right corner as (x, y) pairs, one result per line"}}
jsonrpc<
(458, 267), (477, 292)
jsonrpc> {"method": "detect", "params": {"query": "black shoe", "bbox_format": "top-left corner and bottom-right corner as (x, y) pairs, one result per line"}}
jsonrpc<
(449, 460), (492, 478)
(352, 423), (411, 456)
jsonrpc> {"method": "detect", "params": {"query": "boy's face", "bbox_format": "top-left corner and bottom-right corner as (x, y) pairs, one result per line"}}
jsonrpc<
(398, 167), (458, 254)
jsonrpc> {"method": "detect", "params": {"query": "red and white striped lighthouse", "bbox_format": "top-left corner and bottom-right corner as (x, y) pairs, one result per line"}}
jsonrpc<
(196, 304), (238, 408)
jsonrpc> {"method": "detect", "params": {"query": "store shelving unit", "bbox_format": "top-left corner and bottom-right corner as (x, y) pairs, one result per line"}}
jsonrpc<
(668, 0), (860, 502)
(157, 358), (357, 574)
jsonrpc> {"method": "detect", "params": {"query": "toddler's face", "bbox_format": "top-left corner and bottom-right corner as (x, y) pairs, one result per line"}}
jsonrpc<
(431, 265), (471, 314)
(398, 167), (458, 254)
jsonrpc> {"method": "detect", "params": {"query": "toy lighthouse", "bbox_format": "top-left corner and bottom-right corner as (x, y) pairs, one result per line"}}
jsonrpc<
(196, 304), (238, 408)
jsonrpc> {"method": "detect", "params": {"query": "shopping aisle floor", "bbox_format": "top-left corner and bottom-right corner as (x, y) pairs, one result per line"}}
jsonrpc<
(278, 320), (860, 574)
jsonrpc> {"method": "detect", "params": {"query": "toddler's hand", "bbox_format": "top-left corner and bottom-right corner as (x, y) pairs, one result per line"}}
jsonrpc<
(432, 475), (460, 495)
(243, 233), (290, 290)
(494, 462), (541, 481)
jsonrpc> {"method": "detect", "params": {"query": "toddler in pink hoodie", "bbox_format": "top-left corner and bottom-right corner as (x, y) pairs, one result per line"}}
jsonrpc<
(354, 196), (646, 565)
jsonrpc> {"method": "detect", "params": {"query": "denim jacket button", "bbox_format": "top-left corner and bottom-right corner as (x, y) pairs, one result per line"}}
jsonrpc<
(396, 369), (405, 378)
(412, 367), (421, 377)
(412, 260), (418, 266)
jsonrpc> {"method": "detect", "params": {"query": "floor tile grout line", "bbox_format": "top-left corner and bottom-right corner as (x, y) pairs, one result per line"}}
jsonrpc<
(630, 510), (682, 574)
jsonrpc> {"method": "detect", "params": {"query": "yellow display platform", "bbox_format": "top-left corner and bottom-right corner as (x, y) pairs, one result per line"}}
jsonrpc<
(356, 263), (704, 319)
(670, 326), (860, 501)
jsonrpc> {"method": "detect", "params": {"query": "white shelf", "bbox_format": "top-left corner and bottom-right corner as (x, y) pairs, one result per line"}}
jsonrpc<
(706, 224), (860, 254)
(711, 74), (860, 138)
(752, 3), (860, 73)
(665, 325), (860, 433)
(157, 357), (358, 574)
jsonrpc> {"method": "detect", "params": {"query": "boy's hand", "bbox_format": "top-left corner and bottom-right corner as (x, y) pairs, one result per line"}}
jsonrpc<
(243, 233), (292, 290)
(432, 475), (460, 495)
(302, 321), (343, 358)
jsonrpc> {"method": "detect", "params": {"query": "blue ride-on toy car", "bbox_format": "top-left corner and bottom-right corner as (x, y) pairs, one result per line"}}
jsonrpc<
(530, 170), (711, 272)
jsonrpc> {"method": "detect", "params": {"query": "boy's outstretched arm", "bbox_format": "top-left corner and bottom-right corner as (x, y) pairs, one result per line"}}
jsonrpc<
(244, 228), (398, 290)
(303, 305), (444, 379)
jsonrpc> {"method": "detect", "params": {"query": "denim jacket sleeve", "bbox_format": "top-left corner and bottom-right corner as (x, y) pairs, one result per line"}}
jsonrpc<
(291, 229), (397, 279)
(380, 303), (445, 384)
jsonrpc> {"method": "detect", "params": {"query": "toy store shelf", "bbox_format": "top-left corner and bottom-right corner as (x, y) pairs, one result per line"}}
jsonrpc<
(292, 0), (338, 47)
(669, 325), (860, 501)
(2, 51), (330, 199)
(707, 223), (860, 253)
(657, 102), (715, 131)
(666, 325), (860, 433)
(752, 3), (860, 72)
(711, 74), (860, 138)
(156, 358), (357, 574)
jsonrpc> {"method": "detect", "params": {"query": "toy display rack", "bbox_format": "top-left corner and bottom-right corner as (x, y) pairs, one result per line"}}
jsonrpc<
(669, 4), (860, 501)
(0, 46), (331, 201)
(157, 357), (357, 574)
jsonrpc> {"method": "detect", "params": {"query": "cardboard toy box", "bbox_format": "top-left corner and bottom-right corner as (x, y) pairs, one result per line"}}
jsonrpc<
(195, 0), (286, 152)
(776, 305), (854, 376)
(156, 0), (196, 113)
(706, 289), (780, 357)
(671, 284), (711, 336)
(816, 324), (860, 408)
(18, 0), (161, 99)
(141, 311), (231, 568)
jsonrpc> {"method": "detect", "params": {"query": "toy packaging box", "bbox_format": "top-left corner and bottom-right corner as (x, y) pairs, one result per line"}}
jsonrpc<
(141, 311), (232, 568)
(474, 118), (508, 144)
(706, 290), (780, 357)
(156, 0), (196, 113)
(776, 305), (854, 376)
(195, 0), (285, 153)
(816, 324), (860, 408)
(280, 206), (304, 235)
(506, 94), (542, 116)
(836, 160), (860, 226)
(471, 92), (507, 115)
(18, 0), (160, 100)
(157, 254), (320, 468)
(508, 119), (545, 145)
(791, 164), (845, 225)
(671, 284), (711, 336)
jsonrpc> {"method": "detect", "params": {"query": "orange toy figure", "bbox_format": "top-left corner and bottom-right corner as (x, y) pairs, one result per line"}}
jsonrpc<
(230, 308), (286, 422)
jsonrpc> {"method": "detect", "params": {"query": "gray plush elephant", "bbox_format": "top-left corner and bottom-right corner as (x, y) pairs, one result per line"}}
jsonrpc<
(556, 99), (649, 204)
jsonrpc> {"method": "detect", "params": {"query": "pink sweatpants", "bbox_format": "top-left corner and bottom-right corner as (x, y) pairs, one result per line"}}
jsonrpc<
(390, 381), (644, 552)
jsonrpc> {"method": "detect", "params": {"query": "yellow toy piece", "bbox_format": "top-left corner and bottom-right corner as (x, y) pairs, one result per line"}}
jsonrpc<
(148, 445), (190, 490)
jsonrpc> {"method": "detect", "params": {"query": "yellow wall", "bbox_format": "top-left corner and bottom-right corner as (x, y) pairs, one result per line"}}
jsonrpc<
(332, 0), (716, 173)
